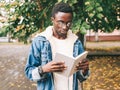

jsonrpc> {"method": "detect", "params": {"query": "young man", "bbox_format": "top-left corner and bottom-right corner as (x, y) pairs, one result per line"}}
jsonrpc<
(25, 2), (90, 90)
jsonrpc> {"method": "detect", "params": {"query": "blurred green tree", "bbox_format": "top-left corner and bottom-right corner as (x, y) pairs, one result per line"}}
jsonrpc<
(83, 0), (119, 41)
(1, 0), (119, 43)
(8, 0), (57, 43)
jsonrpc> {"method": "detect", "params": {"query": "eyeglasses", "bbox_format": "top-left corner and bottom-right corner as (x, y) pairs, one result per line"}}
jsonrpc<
(57, 21), (72, 28)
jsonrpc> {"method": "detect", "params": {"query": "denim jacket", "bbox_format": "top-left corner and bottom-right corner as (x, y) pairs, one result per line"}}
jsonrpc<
(25, 27), (90, 90)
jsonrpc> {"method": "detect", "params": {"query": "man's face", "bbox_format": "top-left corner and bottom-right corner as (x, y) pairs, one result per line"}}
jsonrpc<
(51, 12), (72, 39)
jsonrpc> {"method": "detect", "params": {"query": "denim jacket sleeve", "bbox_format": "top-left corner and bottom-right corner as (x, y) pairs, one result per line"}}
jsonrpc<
(25, 36), (52, 81)
(73, 39), (90, 83)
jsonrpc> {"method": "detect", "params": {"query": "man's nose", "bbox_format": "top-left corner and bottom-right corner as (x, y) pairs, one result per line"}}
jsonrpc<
(62, 24), (68, 30)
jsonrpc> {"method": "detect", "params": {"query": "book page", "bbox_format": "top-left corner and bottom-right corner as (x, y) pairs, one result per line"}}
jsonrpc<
(69, 51), (88, 76)
(53, 51), (88, 77)
(53, 53), (74, 77)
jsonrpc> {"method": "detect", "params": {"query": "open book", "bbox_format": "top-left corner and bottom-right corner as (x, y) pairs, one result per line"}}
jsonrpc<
(54, 51), (88, 77)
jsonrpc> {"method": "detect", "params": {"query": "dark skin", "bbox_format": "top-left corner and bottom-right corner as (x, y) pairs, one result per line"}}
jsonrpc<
(42, 12), (89, 75)
(51, 12), (72, 39)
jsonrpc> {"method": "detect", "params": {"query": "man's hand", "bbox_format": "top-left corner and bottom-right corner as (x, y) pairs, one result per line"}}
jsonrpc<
(76, 58), (89, 75)
(42, 61), (67, 73)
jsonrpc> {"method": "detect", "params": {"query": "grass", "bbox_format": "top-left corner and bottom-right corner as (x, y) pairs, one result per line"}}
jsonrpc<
(83, 56), (120, 90)
(83, 42), (120, 90)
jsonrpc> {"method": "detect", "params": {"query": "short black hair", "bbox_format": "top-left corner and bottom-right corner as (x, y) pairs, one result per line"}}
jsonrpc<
(51, 2), (73, 17)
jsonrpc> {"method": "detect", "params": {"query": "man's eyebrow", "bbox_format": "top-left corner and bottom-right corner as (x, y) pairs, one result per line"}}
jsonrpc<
(57, 20), (64, 22)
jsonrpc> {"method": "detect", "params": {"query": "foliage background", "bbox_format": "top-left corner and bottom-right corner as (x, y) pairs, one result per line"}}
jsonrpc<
(0, 0), (119, 43)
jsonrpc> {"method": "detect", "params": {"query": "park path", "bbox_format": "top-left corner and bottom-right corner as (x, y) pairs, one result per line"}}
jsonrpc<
(0, 44), (36, 90)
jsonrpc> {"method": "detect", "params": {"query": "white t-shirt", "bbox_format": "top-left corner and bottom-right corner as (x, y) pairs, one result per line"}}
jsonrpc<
(49, 35), (75, 90)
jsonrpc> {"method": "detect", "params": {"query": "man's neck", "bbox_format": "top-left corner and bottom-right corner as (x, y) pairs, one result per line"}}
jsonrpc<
(53, 33), (67, 39)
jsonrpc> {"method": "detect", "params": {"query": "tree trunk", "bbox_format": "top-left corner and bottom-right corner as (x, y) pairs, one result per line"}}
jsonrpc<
(83, 34), (86, 48)
(95, 31), (99, 42)
(76, 32), (85, 48)
(7, 32), (11, 43)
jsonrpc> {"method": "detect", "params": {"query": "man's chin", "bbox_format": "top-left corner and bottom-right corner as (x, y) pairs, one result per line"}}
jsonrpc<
(59, 33), (67, 38)
(61, 31), (67, 35)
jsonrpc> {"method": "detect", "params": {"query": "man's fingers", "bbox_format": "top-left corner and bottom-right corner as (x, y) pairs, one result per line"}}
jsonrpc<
(51, 66), (66, 72)
(76, 61), (89, 70)
(49, 61), (67, 72)
(52, 61), (65, 65)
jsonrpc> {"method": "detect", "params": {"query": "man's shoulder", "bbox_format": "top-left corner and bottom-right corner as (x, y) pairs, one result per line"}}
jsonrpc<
(33, 36), (47, 42)
(34, 26), (53, 41)
(75, 39), (82, 43)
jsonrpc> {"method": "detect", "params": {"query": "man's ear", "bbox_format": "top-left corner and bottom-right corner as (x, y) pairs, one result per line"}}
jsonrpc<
(51, 17), (54, 23)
